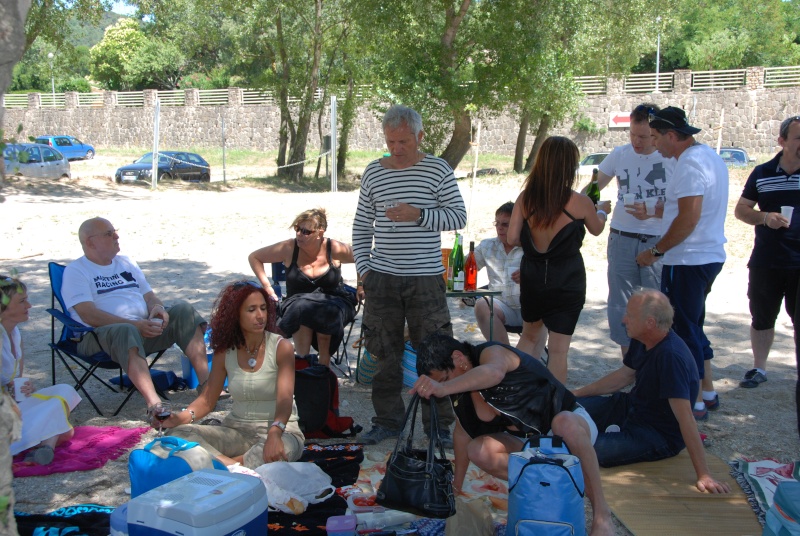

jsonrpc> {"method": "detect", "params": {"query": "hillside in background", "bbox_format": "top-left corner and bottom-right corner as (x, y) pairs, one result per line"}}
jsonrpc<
(67, 11), (122, 49)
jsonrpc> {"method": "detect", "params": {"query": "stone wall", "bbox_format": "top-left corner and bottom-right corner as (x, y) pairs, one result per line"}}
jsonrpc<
(4, 71), (799, 158)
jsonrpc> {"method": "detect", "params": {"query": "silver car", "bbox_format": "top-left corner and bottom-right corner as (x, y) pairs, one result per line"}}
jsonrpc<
(3, 143), (71, 179)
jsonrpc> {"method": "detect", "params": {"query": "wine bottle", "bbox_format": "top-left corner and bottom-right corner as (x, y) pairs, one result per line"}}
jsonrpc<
(447, 232), (460, 291)
(586, 168), (601, 205)
(465, 241), (477, 291)
(452, 236), (465, 291)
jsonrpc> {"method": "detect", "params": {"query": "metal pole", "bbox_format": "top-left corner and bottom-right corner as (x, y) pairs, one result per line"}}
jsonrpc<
(151, 99), (160, 190)
(222, 116), (227, 185)
(655, 17), (662, 93)
(330, 95), (337, 192)
(47, 53), (55, 106)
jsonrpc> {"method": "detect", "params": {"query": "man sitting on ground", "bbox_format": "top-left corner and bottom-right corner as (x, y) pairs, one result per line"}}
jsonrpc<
(62, 217), (211, 411)
(573, 288), (730, 493)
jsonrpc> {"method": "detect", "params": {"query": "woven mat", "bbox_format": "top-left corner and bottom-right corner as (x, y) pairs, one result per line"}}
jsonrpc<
(600, 450), (762, 536)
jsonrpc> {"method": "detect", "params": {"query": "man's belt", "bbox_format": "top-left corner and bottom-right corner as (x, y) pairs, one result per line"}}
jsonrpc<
(610, 228), (658, 242)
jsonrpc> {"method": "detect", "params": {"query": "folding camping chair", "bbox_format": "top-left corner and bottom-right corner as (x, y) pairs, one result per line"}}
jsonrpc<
(271, 262), (360, 377)
(47, 261), (167, 416)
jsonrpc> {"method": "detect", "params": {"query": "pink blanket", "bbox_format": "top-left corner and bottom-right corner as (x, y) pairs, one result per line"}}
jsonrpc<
(13, 426), (149, 477)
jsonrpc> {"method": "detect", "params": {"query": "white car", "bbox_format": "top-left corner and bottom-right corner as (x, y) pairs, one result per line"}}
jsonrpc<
(3, 143), (71, 179)
(578, 152), (609, 178)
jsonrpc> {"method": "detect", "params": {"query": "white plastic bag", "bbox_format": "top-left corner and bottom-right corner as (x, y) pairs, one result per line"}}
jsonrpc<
(254, 461), (336, 514)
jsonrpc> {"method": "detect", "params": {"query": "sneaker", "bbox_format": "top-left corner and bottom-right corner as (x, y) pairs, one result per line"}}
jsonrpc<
(703, 394), (720, 411)
(740, 369), (767, 389)
(360, 425), (400, 445)
(693, 407), (709, 422)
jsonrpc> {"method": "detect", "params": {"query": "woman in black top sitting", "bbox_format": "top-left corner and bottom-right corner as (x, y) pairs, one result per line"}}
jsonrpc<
(248, 208), (357, 366)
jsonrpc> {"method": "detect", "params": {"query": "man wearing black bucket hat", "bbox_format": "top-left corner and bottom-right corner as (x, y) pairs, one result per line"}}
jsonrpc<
(635, 106), (728, 422)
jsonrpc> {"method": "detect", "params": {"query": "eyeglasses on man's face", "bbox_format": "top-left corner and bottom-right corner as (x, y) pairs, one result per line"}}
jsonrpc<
(294, 225), (317, 236)
(90, 229), (118, 239)
(493, 221), (510, 229)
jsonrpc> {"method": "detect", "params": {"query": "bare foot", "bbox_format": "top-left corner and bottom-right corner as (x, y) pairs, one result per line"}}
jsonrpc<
(589, 511), (615, 536)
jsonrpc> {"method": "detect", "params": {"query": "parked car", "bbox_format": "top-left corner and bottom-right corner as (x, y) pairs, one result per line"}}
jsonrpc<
(578, 152), (610, 178)
(114, 151), (211, 184)
(719, 147), (755, 167)
(34, 135), (95, 160)
(3, 143), (71, 180)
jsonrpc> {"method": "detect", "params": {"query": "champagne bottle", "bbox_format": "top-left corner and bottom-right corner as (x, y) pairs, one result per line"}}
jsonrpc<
(447, 232), (460, 290)
(465, 241), (478, 292)
(452, 236), (465, 291)
(586, 168), (601, 205)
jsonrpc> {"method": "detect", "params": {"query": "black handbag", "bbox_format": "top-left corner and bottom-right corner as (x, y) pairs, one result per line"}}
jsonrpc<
(376, 394), (456, 518)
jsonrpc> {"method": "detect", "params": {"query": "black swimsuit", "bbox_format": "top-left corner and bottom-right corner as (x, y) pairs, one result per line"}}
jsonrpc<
(519, 210), (587, 335)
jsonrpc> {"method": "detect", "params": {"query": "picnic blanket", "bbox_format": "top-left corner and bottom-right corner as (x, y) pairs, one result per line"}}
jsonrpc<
(12, 426), (149, 477)
(267, 443), (364, 535)
(729, 457), (800, 525)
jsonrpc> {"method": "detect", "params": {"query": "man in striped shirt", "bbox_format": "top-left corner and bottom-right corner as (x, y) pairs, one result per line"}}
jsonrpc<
(734, 117), (800, 417)
(353, 105), (467, 446)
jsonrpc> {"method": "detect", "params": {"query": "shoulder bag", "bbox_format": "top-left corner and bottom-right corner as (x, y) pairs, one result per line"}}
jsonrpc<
(376, 394), (456, 519)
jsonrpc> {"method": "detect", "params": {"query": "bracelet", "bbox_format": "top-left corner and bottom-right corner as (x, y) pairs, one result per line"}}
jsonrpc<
(357, 281), (363, 287)
(763, 212), (769, 226)
(596, 209), (607, 219)
(182, 408), (195, 423)
(271, 420), (286, 432)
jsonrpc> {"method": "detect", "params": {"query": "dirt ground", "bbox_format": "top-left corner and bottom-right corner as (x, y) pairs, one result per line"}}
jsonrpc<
(1, 155), (797, 534)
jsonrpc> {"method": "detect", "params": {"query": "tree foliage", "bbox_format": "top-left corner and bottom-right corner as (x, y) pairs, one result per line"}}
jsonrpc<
(89, 18), (146, 90)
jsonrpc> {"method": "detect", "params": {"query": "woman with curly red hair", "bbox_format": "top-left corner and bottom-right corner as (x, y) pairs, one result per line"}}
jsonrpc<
(158, 281), (304, 467)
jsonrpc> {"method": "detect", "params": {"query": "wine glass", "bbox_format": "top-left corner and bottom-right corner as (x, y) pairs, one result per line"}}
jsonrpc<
(385, 199), (399, 231)
(149, 401), (172, 437)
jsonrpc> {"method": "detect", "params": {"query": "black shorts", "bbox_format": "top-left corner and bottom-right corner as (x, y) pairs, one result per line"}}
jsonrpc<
(747, 266), (800, 330)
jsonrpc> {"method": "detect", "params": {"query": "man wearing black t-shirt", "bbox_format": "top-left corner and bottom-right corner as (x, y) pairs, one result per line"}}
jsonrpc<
(574, 288), (729, 493)
(734, 116), (800, 394)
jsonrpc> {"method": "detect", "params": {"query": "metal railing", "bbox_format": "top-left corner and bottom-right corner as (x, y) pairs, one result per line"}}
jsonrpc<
(575, 76), (606, 94)
(198, 89), (229, 106)
(77, 93), (104, 107)
(116, 91), (145, 107)
(158, 90), (186, 106)
(39, 94), (66, 108)
(765, 66), (800, 88)
(1, 94), (28, 108)
(624, 72), (674, 93)
(242, 89), (274, 106)
(691, 69), (746, 91)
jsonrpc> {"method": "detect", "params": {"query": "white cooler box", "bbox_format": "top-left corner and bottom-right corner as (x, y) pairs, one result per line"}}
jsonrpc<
(127, 468), (268, 535)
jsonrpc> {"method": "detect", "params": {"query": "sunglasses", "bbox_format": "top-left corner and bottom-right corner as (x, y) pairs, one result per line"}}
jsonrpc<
(233, 280), (262, 289)
(634, 105), (655, 115)
(648, 112), (677, 127)
(294, 226), (317, 236)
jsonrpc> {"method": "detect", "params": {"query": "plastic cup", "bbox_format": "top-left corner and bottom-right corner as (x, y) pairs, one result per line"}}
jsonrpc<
(622, 193), (636, 206)
(645, 198), (658, 215)
(507, 265), (520, 286)
(150, 318), (163, 326)
(781, 206), (794, 222)
(13, 377), (30, 402)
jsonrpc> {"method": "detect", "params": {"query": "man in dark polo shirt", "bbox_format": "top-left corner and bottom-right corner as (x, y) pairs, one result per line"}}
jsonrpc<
(734, 116), (800, 392)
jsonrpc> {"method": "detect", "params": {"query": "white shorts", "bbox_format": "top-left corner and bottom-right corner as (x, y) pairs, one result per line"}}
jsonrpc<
(496, 300), (523, 329)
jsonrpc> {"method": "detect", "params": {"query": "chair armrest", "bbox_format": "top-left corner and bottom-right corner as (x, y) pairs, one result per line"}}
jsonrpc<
(46, 308), (95, 334)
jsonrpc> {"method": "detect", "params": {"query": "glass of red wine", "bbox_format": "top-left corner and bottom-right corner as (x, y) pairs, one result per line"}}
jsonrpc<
(148, 401), (172, 437)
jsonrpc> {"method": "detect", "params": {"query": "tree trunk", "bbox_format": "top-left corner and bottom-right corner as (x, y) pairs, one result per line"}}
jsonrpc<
(337, 75), (357, 176)
(274, 8), (292, 176)
(439, 109), (473, 170)
(513, 110), (531, 173)
(286, 0), (323, 183)
(0, 0), (31, 190)
(524, 115), (552, 172)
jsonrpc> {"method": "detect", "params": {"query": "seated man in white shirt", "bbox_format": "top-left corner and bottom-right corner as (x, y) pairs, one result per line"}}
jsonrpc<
(62, 217), (211, 410)
(474, 202), (541, 347)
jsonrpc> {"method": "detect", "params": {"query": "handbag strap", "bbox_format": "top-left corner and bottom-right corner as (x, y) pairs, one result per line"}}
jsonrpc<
(144, 436), (200, 455)
(389, 394), (448, 467)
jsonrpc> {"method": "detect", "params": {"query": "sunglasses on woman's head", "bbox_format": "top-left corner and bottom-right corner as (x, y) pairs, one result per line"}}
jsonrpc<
(233, 280), (262, 289)
(294, 226), (316, 236)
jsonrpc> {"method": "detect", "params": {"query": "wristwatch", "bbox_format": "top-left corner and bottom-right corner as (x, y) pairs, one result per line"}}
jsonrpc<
(650, 246), (664, 257)
(415, 208), (425, 225)
(182, 408), (195, 423)
(271, 420), (286, 432)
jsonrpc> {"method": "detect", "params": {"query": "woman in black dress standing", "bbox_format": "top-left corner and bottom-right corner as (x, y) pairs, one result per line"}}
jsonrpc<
(508, 137), (607, 383)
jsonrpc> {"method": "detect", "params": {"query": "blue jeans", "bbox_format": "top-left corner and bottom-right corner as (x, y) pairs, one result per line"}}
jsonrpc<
(578, 394), (683, 467)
